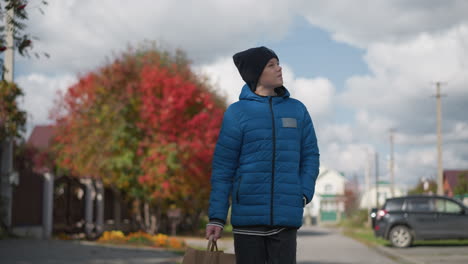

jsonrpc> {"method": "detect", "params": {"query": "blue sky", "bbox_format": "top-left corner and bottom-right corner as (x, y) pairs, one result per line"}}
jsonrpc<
(12, 0), (468, 190)
(264, 16), (368, 90)
(262, 16), (369, 126)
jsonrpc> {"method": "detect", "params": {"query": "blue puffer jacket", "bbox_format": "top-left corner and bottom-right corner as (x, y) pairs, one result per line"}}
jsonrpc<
(208, 84), (320, 228)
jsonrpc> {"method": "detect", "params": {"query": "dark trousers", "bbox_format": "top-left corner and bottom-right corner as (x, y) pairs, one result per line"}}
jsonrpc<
(234, 228), (297, 264)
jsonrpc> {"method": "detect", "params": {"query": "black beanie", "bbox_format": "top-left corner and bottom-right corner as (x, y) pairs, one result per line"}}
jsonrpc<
(233, 46), (278, 92)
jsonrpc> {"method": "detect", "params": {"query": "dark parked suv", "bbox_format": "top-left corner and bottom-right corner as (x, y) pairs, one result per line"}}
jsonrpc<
(374, 195), (468, 247)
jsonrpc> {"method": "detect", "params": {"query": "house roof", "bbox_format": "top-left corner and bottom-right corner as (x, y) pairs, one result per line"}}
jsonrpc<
(444, 170), (468, 189)
(377, 180), (390, 185)
(27, 125), (55, 150)
(317, 167), (347, 180)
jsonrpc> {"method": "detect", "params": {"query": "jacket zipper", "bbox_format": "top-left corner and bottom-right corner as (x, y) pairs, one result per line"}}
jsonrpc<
(236, 174), (242, 203)
(269, 97), (276, 226)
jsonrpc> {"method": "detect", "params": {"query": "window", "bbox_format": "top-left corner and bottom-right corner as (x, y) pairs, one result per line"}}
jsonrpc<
(407, 198), (434, 212)
(384, 199), (404, 211)
(446, 200), (462, 213)
(435, 198), (462, 213)
(434, 199), (445, 212)
(324, 184), (333, 194)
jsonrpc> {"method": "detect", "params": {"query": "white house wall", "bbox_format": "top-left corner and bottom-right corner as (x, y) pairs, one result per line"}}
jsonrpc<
(306, 168), (347, 218)
(316, 172), (346, 196)
(359, 185), (406, 209)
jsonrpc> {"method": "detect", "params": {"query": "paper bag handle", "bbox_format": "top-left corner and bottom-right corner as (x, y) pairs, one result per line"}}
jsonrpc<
(207, 236), (219, 252)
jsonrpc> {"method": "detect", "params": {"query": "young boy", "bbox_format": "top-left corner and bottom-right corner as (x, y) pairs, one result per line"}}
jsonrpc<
(206, 46), (320, 264)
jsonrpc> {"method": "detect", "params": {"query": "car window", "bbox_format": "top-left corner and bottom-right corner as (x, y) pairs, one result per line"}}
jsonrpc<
(384, 199), (404, 211)
(407, 198), (434, 212)
(434, 198), (462, 213)
(446, 200), (462, 213)
(434, 199), (445, 212)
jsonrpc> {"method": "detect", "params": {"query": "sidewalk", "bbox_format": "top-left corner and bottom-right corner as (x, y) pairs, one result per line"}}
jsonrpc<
(374, 243), (468, 264)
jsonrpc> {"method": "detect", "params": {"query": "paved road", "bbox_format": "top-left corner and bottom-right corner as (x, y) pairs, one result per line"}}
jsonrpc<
(0, 238), (181, 264)
(0, 226), (397, 264)
(184, 226), (397, 264)
(296, 226), (397, 264)
(10, 226), (467, 264)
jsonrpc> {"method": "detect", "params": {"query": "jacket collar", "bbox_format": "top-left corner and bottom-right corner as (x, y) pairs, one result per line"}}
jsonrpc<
(238, 84), (290, 104)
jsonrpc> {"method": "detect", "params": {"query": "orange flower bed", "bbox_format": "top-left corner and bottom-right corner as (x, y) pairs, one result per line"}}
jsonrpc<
(97, 230), (185, 249)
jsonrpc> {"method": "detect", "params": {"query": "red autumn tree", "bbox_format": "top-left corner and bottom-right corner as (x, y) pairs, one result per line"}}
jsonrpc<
(137, 59), (224, 230)
(51, 45), (225, 233)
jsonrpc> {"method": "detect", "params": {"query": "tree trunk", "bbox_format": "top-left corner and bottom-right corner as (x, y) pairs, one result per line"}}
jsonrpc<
(149, 212), (157, 235)
(112, 188), (121, 230)
(143, 201), (150, 233)
(133, 199), (144, 231)
(191, 210), (202, 234)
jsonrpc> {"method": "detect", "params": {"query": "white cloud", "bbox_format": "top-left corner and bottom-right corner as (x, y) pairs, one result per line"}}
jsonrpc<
(355, 110), (395, 141)
(195, 57), (244, 105)
(395, 145), (468, 184)
(198, 57), (336, 120)
(397, 122), (468, 145)
(301, 0), (468, 48)
(16, 73), (77, 136)
(299, 2), (468, 185)
(339, 24), (468, 142)
(321, 142), (376, 177)
(10, 0), (468, 188)
(289, 76), (335, 118)
(318, 123), (354, 145)
(20, 0), (300, 74)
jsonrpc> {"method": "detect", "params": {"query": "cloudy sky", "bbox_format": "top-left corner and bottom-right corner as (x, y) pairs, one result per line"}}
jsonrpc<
(13, 0), (468, 189)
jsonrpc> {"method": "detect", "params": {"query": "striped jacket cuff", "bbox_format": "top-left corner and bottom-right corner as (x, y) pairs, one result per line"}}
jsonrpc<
(207, 218), (225, 229)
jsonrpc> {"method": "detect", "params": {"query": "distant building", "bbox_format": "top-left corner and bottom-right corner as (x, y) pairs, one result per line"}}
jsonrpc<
(27, 125), (55, 149)
(304, 167), (347, 225)
(12, 125), (132, 239)
(360, 181), (406, 209)
(443, 170), (468, 206)
(11, 125), (55, 238)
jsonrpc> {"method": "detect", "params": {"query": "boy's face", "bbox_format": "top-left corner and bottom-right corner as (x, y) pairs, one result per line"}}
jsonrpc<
(257, 58), (283, 89)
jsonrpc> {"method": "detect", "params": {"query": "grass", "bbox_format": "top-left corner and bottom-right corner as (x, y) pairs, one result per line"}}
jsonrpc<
(342, 227), (390, 247)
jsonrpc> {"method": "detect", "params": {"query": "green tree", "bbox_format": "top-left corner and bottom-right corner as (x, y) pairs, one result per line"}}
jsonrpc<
(454, 172), (468, 196)
(0, 1), (49, 64)
(408, 178), (437, 195)
(0, 0), (48, 139)
(51, 45), (226, 234)
(0, 81), (25, 140)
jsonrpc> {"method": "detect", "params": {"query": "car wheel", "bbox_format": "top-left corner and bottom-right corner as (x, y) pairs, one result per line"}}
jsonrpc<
(389, 225), (413, 248)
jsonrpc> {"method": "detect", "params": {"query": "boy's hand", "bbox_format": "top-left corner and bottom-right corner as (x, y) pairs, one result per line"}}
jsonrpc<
(205, 225), (223, 241)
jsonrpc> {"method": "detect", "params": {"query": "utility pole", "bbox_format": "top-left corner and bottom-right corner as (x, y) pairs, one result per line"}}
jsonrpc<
(0, 6), (15, 231)
(4, 6), (15, 81)
(364, 149), (371, 225)
(433, 82), (446, 196)
(389, 128), (395, 197)
(375, 152), (379, 208)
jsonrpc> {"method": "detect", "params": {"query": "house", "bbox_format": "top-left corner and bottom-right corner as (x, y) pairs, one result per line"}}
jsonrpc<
(360, 181), (406, 209)
(443, 170), (468, 206)
(11, 125), (131, 239)
(11, 125), (55, 238)
(304, 167), (347, 225)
